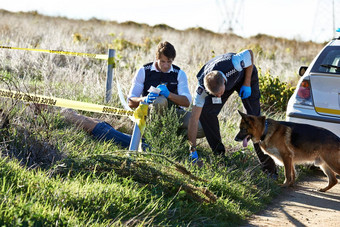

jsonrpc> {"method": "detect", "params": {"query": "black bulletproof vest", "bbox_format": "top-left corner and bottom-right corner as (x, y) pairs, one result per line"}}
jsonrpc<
(196, 53), (244, 91)
(142, 62), (180, 96)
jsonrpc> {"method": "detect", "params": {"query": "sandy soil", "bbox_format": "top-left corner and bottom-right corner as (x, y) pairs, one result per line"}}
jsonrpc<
(242, 171), (340, 227)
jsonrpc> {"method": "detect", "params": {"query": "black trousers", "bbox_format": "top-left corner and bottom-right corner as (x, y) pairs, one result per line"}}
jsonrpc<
(199, 67), (277, 174)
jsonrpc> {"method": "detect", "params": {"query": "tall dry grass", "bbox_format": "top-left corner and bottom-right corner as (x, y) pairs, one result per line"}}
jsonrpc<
(0, 9), (324, 140)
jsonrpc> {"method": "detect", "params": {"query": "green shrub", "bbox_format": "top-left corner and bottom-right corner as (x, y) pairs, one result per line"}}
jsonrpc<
(245, 43), (264, 57)
(112, 36), (141, 51)
(142, 36), (162, 52)
(143, 106), (187, 160)
(111, 33), (161, 53)
(259, 70), (296, 112)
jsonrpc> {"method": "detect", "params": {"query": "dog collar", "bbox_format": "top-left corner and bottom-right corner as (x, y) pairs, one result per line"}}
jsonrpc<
(260, 120), (269, 141)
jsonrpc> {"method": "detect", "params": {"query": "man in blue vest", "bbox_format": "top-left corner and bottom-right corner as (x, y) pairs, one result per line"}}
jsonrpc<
(187, 49), (277, 177)
(128, 41), (204, 138)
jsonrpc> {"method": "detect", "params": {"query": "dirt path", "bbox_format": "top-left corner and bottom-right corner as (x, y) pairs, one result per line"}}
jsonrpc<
(242, 171), (340, 227)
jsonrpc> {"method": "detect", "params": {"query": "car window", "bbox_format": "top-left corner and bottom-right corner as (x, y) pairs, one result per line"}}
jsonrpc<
(311, 46), (340, 74)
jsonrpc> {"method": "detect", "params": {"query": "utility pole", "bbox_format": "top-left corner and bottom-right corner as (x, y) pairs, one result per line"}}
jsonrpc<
(215, 0), (245, 35)
(312, 0), (339, 42)
(333, 0), (335, 38)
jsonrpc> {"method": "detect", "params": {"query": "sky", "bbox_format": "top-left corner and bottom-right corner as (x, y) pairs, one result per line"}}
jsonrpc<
(1, 0), (339, 43)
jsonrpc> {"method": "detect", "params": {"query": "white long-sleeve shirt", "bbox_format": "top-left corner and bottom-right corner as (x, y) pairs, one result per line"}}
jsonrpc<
(128, 62), (192, 104)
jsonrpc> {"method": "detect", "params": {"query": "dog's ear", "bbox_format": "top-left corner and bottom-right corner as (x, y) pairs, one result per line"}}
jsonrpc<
(238, 110), (247, 118)
(238, 110), (254, 125)
(259, 116), (266, 125)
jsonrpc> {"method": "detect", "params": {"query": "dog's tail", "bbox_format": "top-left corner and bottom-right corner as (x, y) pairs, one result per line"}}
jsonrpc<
(319, 143), (340, 175)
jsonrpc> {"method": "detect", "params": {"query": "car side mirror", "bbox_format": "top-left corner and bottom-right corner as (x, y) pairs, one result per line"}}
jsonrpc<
(298, 66), (308, 77)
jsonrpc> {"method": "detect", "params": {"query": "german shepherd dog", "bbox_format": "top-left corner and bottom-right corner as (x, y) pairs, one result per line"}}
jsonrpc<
(235, 111), (340, 192)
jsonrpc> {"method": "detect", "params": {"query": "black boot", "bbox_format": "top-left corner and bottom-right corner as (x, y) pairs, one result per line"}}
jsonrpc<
(212, 142), (226, 157)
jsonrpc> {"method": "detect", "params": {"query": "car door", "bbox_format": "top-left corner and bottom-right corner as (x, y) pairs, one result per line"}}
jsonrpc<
(310, 43), (340, 119)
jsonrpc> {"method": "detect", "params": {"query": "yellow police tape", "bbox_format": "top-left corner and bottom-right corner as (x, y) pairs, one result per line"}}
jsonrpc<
(0, 88), (148, 132)
(0, 45), (108, 61)
(133, 103), (149, 135)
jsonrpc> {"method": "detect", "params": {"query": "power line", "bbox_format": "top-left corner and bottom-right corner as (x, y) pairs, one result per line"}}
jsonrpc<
(216, 0), (245, 35)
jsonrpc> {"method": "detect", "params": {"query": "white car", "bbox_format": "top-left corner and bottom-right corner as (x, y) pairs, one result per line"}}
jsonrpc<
(286, 35), (340, 138)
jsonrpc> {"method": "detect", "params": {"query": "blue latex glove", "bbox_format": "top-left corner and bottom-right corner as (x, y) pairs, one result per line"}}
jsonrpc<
(239, 86), (251, 99)
(189, 150), (199, 164)
(156, 84), (170, 98)
(144, 92), (159, 104)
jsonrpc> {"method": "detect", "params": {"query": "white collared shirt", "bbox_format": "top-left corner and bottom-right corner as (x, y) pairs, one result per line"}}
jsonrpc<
(128, 62), (192, 105)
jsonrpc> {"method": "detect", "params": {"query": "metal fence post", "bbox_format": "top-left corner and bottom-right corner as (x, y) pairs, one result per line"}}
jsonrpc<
(129, 123), (142, 151)
(105, 49), (115, 103)
(105, 48), (141, 151)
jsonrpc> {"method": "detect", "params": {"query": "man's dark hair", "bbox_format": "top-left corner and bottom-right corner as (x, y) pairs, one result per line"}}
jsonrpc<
(156, 41), (176, 60)
(204, 71), (226, 95)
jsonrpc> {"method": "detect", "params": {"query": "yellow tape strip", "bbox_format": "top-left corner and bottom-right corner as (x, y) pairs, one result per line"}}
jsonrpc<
(0, 88), (133, 117)
(0, 45), (108, 60)
(133, 103), (149, 135)
(108, 57), (115, 66)
(315, 107), (340, 115)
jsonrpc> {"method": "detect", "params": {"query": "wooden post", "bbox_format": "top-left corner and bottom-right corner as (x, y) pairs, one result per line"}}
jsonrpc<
(105, 49), (115, 103)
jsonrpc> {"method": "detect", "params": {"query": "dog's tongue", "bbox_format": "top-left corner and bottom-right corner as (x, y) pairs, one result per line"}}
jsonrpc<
(243, 136), (249, 147)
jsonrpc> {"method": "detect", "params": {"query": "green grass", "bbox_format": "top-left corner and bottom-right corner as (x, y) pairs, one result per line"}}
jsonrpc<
(0, 105), (282, 226)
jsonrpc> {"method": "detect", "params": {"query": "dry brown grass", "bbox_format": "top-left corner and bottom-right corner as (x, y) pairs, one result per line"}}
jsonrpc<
(0, 9), (324, 143)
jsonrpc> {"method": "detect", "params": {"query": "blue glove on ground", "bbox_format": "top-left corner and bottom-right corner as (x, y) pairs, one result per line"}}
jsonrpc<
(144, 92), (159, 104)
(239, 85), (251, 99)
(189, 150), (199, 164)
(156, 84), (170, 98)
